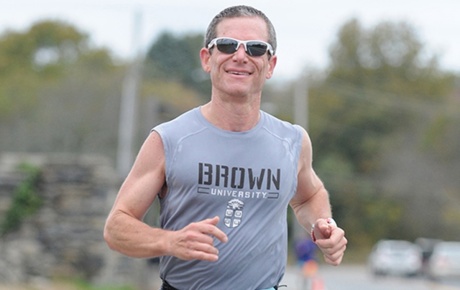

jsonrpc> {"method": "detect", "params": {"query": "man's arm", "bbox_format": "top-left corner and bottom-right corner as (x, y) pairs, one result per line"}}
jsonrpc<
(290, 129), (347, 265)
(103, 131), (227, 261)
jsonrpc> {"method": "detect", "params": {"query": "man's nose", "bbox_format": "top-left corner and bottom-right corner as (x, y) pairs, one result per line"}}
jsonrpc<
(233, 44), (247, 59)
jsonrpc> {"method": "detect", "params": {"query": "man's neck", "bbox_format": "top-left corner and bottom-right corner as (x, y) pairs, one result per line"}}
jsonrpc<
(201, 99), (261, 132)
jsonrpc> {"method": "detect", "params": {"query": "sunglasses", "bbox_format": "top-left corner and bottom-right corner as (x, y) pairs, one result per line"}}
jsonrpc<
(207, 37), (274, 57)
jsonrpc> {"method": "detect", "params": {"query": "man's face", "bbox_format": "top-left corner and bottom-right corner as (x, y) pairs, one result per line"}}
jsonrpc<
(200, 17), (277, 99)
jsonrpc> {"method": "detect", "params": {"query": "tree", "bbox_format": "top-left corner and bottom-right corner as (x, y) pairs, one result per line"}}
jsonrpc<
(0, 20), (90, 76)
(0, 20), (116, 118)
(306, 18), (457, 246)
(0, 20), (123, 159)
(144, 31), (211, 99)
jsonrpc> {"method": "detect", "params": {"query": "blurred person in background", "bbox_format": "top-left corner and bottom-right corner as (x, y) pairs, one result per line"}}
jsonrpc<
(295, 235), (318, 267)
(104, 5), (347, 290)
(295, 235), (319, 290)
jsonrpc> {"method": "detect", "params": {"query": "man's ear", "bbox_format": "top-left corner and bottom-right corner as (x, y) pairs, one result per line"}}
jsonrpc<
(266, 54), (277, 79)
(200, 48), (212, 73)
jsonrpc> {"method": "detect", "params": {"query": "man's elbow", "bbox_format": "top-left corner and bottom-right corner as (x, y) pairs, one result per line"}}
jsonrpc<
(103, 218), (117, 251)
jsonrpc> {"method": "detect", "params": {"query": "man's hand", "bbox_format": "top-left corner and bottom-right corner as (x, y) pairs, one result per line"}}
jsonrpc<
(168, 216), (228, 262)
(312, 218), (347, 266)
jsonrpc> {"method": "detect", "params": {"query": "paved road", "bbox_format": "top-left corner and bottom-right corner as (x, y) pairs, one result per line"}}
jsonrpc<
(281, 264), (460, 290)
(2, 264), (459, 289)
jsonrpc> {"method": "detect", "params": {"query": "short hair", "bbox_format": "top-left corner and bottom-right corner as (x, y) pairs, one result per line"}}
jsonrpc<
(204, 5), (277, 55)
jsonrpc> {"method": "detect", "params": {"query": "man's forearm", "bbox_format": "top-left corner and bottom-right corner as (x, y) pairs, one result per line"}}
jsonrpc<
(292, 187), (332, 231)
(104, 210), (169, 258)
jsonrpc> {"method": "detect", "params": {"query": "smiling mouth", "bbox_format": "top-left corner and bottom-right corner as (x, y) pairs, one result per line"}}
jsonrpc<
(227, 70), (251, 76)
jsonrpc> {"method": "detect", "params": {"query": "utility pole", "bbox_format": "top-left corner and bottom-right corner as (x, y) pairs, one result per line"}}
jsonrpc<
(117, 9), (143, 178)
(294, 72), (308, 130)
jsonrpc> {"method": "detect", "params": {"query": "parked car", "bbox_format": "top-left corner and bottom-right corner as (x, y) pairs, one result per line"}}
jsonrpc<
(427, 241), (460, 280)
(368, 239), (423, 276)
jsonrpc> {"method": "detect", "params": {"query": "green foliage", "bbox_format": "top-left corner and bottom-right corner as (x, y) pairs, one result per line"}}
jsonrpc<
(0, 20), (118, 120)
(0, 163), (42, 237)
(306, 18), (458, 247)
(72, 278), (135, 290)
(312, 17), (454, 175)
(0, 20), (123, 158)
(144, 31), (211, 98)
(0, 20), (88, 77)
(422, 113), (459, 158)
(328, 18), (453, 101)
(315, 154), (403, 246)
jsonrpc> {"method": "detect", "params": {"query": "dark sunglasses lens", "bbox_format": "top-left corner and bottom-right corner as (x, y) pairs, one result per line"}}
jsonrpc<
(216, 39), (238, 54)
(247, 42), (268, 56)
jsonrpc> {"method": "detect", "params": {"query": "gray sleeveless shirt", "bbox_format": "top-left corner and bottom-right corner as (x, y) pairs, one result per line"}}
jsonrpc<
(153, 107), (303, 290)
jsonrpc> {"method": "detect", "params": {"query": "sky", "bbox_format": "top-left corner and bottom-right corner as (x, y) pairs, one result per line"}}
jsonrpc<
(1, 0), (459, 81)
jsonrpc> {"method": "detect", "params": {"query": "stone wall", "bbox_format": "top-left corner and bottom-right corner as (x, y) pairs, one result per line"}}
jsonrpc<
(0, 153), (154, 288)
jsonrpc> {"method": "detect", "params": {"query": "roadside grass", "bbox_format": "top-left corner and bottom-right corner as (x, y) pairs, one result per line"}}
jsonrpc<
(0, 280), (135, 290)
